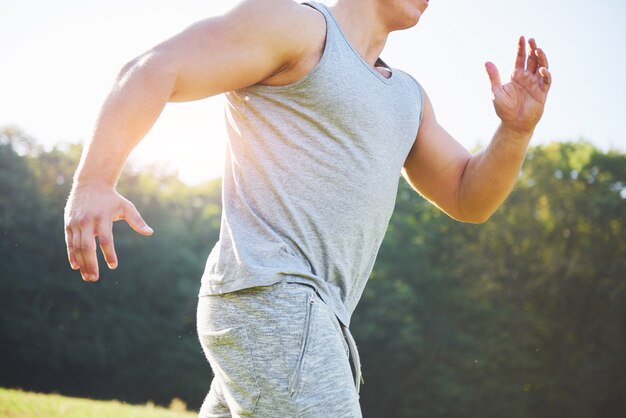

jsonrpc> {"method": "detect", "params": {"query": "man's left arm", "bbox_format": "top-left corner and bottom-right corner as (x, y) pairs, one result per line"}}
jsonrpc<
(402, 36), (552, 223)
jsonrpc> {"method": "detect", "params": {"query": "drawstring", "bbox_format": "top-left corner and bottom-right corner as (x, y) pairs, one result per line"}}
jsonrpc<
(341, 324), (364, 393)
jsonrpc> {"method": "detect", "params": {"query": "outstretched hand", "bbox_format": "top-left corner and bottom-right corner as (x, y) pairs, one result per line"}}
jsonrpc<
(485, 36), (552, 135)
(64, 185), (153, 282)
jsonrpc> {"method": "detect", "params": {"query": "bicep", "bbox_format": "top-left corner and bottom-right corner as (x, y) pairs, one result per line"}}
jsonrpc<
(402, 91), (472, 218)
(149, 0), (303, 102)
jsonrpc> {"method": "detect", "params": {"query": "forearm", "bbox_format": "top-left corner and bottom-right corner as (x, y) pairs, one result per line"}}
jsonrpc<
(457, 124), (533, 222)
(73, 53), (176, 188)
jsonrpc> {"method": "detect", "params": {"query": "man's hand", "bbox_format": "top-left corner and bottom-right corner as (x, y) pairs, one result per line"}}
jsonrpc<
(403, 36), (552, 223)
(485, 36), (552, 135)
(64, 184), (153, 282)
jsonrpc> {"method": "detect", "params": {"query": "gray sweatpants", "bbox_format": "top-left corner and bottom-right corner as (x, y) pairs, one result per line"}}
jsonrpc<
(196, 281), (363, 417)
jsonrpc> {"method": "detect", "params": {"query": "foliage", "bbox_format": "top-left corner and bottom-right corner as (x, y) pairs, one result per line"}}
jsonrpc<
(0, 388), (195, 418)
(0, 128), (219, 408)
(0, 128), (624, 417)
(353, 141), (626, 418)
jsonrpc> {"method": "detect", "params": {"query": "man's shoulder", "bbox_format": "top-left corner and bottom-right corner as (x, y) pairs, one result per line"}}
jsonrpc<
(233, 0), (323, 34)
(232, 0), (326, 84)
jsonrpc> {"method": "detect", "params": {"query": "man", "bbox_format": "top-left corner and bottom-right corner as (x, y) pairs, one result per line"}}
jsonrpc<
(64, 0), (551, 416)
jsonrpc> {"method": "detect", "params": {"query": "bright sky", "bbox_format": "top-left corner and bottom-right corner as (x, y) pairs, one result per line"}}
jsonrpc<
(1, 0), (625, 184)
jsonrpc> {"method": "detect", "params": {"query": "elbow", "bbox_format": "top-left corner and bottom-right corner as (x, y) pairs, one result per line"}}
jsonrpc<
(117, 54), (151, 84)
(452, 165), (495, 224)
(460, 212), (492, 224)
(119, 55), (141, 77)
(116, 50), (178, 97)
(450, 206), (494, 224)
(118, 51), (164, 79)
(427, 200), (493, 224)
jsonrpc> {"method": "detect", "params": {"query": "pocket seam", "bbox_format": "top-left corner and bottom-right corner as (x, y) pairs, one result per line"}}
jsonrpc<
(200, 326), (261, 415)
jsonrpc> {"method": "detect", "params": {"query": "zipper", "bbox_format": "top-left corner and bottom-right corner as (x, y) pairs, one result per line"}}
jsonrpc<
(290, 296), (315, 396)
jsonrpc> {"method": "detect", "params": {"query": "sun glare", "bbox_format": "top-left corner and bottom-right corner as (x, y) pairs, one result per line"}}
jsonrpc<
(130, 97), (227, 185)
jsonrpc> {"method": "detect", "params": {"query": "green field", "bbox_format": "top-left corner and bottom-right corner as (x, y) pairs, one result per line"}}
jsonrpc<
(0, 388), (196, 418)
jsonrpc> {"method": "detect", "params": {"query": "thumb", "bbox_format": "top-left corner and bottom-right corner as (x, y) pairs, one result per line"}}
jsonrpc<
(122, 200), (154, 236)
(484, 61), (502, 95)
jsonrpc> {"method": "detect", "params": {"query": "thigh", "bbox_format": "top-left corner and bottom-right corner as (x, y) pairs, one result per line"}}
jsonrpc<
(288, 289), (361, 417)
(198, 378), (231, 418)
(197, 285), (283, 417)
(196, 283), (361, 418)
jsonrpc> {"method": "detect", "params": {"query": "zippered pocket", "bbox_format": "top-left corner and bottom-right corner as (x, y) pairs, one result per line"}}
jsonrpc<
(289, 294), (316, 397)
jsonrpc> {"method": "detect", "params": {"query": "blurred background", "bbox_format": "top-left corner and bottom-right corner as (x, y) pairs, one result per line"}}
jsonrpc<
(1, 0), (625, 417)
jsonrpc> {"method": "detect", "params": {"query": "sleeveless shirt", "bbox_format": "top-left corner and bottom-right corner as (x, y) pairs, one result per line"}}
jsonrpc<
(199, 1), (424, 326)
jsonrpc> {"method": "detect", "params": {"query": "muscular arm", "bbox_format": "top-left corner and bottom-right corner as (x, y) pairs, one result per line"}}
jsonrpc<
(75, 0), (307, 187)
(65, 0), (321, 281)
(402, 37), (552, 223)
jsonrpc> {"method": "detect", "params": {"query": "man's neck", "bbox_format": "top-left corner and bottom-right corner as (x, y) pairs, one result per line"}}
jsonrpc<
(330, 0), (390, 67)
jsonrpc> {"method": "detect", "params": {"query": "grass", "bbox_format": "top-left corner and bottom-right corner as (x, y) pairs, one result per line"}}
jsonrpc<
(0, 388), (197, 418)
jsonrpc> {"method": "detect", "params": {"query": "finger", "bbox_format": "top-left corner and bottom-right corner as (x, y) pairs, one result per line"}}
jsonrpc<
(485, 61), (502, 94)
(65, 225), (80, 270)
(527, 38), (538, 74)
(515, 36), (526, 70)
(120, 201), (154, 236)
(539, 67), (552, 91)
(96, 221), (118, 270)
(72, 225), (88, 279)
(536, 47), (549, 71)
(79, 225), (100, 282)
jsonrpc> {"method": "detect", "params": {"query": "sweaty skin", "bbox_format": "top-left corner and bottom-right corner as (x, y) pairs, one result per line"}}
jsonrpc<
(64, 0), (551, 281)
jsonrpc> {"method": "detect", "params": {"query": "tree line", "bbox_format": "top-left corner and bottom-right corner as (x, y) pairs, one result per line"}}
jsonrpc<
(1, 127), (624, 417)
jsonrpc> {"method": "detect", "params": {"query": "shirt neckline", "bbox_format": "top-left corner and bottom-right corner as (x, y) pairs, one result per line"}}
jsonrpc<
(316, 2), (395, 85)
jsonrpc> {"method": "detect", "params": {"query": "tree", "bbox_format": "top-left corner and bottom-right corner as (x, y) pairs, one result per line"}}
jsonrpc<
(1, 134), (624, 416)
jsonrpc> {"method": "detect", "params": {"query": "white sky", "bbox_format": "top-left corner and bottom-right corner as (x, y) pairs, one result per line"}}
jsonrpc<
(1, 0), (625, 184)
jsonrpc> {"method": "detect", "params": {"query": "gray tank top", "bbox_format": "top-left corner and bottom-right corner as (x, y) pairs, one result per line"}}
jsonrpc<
(199, 1), (424, 326)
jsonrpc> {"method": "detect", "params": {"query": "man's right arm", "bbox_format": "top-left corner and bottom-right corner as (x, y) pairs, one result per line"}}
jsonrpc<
(65, 0), (315, 282)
